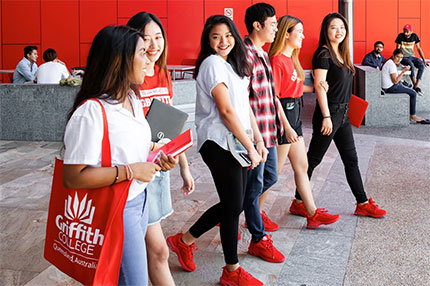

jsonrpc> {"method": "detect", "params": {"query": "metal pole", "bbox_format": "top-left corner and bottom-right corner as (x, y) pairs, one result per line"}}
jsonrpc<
(343, 0), (354, 63)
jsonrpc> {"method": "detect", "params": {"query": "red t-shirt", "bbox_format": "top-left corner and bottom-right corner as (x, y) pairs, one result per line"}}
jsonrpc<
(270, 54), (303, 99)
(138, 64), (173, 116)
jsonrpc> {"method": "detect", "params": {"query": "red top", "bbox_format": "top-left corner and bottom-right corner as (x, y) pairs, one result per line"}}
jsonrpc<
(138, 64), (173, 116)
(270, 54), (303, 99)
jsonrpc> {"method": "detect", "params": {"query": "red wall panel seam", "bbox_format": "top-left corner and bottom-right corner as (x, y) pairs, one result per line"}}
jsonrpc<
(78, 0), (81, 66)
(40, 0), (42, 60)
(365, 0), (367, 57)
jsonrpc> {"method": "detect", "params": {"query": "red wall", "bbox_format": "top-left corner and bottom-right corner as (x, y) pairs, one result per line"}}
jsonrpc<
(1, 0), (429, 82)
(353, 0), (430, 64)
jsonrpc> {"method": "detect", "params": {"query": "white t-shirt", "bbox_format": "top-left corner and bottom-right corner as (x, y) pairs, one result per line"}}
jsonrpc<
(36, 61), (70, 84)
(63, 92), (152, 201)
(195, 54), (251, 151)
(381, 59), (397, 89)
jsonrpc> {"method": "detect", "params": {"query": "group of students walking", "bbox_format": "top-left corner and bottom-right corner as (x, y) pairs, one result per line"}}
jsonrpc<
(61, 3), (387, 286)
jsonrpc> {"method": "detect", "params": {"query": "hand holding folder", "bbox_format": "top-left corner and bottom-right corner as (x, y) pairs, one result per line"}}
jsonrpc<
(147, 129), (194, 164)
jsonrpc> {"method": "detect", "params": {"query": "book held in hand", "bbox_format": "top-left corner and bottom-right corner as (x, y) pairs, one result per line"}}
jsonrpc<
(146, 99), (189, 142)
(147, 129), (194, 164)
(348, 94), (369, 128)
(227, 134), (251, 167)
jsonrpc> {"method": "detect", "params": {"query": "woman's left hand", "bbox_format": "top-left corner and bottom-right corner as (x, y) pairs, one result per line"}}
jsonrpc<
(157, 151), (178, 171)
(180, 168), (195, 195)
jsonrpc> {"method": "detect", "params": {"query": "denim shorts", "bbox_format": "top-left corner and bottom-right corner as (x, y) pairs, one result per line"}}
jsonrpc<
(146, 170), (173, 225)
(278, 97), (303, 145)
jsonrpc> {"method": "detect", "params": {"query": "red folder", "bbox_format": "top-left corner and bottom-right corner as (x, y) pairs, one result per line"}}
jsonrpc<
(348, 94), (368, 128)
(147, 129), (194, 163)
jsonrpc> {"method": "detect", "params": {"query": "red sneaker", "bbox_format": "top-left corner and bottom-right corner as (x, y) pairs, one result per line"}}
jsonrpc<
(219, 266), (263, 286)
(261, 211), (279, 231)
(217, 223), (241, 240)
(248, 234), (285, 263)
(166, 232), (198, 272)
(306, 208), (340, 229)
(289, 199), (307, 217)
(354, 198), (386, 218)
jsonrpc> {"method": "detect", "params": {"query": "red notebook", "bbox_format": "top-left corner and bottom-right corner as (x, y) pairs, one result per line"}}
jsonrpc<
(348, 94), (368, 128)
(147, 129), (194, 163)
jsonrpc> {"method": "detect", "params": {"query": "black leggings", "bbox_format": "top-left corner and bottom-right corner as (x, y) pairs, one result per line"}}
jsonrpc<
(295, 103), (368, 204)
(189, 140), (248, 264)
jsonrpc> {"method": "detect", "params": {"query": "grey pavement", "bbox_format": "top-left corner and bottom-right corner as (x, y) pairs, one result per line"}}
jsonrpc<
(1, 93), (430, 286)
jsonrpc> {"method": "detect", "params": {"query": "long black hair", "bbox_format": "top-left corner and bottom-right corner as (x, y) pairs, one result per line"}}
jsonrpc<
(194, 15), (251, 79)
(68, 25), (142, 120)
(127, 12), (169, 80)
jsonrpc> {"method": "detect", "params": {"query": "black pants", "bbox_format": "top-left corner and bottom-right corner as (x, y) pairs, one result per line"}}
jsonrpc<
(189, 140), (247, 264)
(295, 103), (368, 203)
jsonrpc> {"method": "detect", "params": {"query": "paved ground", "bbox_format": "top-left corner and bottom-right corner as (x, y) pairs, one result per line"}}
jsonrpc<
(1, 93), (429, 286)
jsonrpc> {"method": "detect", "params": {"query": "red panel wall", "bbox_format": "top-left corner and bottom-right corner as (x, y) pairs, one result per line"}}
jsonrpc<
(167, 0), (204, 65)
(365, 1), (398, 61)
(118, 0), (167, 18)
(80, 43), (91, 67)
(0, 0), (2, 74)
(353, 0), (365, 64)
(41, 0), (79, 68)
(80, 0), (118, 44)
(1, 0), (429, 77)
(2, 0), (40, 44)
(3, 44), (41, 70)
(267, 0), (287, 18)
(288, 0), (338, 69)
(205, 0), (251, 39)
(421, 0), (430, 52)
(399, 0), (420, 18)
(352, 0), (429, 64)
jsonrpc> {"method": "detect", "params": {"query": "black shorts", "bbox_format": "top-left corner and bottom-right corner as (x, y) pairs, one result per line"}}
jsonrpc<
(278, 97), (303, 145)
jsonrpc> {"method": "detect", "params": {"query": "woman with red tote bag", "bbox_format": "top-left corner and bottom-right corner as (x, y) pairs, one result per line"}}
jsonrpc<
(45, 25), (177, 286)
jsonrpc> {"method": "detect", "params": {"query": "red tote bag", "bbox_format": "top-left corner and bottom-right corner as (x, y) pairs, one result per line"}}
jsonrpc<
(44, 99), (133, 285)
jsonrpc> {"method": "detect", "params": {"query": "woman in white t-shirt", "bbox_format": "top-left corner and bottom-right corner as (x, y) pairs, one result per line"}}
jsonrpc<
(166, 15), (266, 285)
(62, 26), (177, 286)
(381, 48), (428, 123)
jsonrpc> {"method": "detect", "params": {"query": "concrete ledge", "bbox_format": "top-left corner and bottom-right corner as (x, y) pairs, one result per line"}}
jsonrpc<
(368, 93), (410, 126)
(0, 80), (197, 141)
(0, 84), (78, 141)
(175, 103), (196, 138)
(172, 79), (196, 105)
(401, 67), (430, 113)
(354, 65), (409, 126)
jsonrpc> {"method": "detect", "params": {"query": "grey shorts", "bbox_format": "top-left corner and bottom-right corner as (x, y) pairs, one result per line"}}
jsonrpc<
(146, 170), (173, 225)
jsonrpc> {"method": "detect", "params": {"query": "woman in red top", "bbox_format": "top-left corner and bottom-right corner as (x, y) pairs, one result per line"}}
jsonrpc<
(269, 15), (339, 228)
(128, 12), (195, 286)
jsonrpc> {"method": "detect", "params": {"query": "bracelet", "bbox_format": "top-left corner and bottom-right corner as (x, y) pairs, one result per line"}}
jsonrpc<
(323, 115), (331, 119)
(127, 164), (134, 180)
(256, 140), (264, 144)
(150, 142), (155, 152)
(124, 164), (130, 180)
(111, 166), (119, 186)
